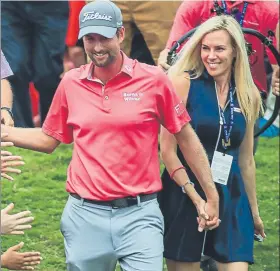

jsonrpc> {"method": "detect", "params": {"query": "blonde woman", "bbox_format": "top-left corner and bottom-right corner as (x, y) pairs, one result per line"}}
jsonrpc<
(158, 15), (265, 271)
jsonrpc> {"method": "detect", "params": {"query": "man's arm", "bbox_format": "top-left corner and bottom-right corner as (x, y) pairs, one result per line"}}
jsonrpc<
(174, 124), (219, 203)
(1, 125), (60, 154)
(174, 123), (220, 229)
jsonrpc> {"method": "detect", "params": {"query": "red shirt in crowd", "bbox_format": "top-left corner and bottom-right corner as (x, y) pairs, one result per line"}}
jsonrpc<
(42, 53), (190, 201)
(166, 0), (279, 92)
(65, 1), (86, 47)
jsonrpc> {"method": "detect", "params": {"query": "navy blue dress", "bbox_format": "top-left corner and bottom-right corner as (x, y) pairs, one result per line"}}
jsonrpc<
(158, 72), (254, 264)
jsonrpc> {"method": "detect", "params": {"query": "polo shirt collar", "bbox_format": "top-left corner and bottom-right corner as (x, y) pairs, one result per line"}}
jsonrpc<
(79, 51), (134, 80)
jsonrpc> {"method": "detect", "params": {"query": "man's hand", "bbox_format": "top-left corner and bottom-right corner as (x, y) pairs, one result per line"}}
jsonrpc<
(195, 199), (220, 232)
(1, 203), (34, 235)
(272, 67), (279, 96)
(205, 200), (220, 230)
(157, 49), (171, 71)
(1, 242), (41, 270)
(1, 133), (24, 181)
(1, 108), (14, 126)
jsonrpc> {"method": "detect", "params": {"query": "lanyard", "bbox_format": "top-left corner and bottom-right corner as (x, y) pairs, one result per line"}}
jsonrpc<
(219, 84), (234, 150)
(221, 0), (248, 27)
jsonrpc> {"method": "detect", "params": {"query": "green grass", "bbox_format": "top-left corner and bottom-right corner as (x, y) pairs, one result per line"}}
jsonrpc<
(1, 138), (279, 271)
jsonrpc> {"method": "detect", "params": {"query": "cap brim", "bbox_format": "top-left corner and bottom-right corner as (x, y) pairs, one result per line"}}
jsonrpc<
(78, 26), (117, 39)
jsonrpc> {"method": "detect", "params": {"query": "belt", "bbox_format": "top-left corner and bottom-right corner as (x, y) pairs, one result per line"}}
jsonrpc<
(70, 192), (158, 209)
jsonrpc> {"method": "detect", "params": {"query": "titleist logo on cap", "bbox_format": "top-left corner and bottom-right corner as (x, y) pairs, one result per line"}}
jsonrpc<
(82, 11), (112, 23)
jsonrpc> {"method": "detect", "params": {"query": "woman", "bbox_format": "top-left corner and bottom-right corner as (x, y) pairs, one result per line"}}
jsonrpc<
(159, 15), (265, 271)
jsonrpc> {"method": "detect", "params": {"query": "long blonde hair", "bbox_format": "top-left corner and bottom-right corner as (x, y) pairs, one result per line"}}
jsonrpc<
(168, 15), (262, 122)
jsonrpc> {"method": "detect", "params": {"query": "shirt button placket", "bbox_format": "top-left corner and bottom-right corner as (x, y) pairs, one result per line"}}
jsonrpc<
(102, 90), (111, 112)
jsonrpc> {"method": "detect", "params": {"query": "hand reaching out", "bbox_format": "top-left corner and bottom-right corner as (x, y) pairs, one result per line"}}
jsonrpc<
(1, 203), (34, 235)
(1, 133), (24, 181)
(1, 242), (41, 270)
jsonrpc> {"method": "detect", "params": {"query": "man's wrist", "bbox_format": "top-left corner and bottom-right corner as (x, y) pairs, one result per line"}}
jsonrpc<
(205, 184), (219, 202)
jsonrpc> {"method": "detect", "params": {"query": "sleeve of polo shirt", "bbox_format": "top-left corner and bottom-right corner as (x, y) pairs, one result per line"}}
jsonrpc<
(166, 1), (202, 49)
(155, 72), (191, 134)
(42, 74), (73, 144)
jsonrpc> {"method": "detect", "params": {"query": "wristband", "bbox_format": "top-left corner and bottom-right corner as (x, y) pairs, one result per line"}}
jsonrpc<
(1, 107), (14, 120)
(170, 166), (185, 180)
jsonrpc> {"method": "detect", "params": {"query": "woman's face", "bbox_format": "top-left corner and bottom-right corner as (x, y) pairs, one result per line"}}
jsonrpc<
(201, 29), (236, 79)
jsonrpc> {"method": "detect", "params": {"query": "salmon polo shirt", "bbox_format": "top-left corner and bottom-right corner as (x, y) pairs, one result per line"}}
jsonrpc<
(42, 53), (190, 200)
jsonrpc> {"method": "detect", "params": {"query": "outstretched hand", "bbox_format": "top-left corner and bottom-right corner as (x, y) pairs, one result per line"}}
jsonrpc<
(1, 242), (42, 270)
(1, 203), (34, 235)
(1, 133), (24, 181)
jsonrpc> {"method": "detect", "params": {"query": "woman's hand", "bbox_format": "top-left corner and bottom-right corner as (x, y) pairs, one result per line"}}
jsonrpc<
(253, 214), (266, 239)
(195, 199), (220, 232)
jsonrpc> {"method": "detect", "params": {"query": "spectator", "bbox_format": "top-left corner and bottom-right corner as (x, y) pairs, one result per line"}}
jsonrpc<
(158, 0), (279, 95)
(1, 1), (69, 127)
(64, 1), (87, 70)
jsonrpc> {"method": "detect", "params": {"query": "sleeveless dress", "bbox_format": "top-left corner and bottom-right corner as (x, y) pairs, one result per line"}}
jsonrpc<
(158, 71), (254, 264)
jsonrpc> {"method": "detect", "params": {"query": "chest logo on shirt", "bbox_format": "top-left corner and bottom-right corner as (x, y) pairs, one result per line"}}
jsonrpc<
(123, 92), (143, 101)
(174, 101), (185, 116)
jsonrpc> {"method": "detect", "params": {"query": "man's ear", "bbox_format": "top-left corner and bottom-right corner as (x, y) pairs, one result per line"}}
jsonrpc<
(118, 26), (125, 44)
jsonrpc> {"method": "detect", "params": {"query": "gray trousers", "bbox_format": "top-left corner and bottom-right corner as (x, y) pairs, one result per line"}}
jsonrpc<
(60, 195), (164, 271)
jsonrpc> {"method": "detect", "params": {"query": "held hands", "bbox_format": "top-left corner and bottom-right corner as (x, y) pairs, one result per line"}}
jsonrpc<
(1, 203), (34, 235)
(1, 133), (24, 181)
(195, 199), (220, 232)
(1, 242), (41, 270)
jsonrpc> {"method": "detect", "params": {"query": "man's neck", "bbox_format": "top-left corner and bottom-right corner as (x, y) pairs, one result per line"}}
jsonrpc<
(93, 52), (123, 85)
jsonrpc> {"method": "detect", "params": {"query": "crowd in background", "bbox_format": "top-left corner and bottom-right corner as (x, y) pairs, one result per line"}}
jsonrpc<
(1, 1), (279, 133)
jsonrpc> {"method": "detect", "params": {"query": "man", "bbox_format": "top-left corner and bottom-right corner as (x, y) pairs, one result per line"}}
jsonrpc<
(2, 1), (220, 270)
(158, 0), (279, 95)
(1, 1), (69, 127)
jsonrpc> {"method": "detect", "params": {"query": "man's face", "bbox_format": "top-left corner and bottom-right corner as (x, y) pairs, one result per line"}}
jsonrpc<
(83, 28), (125, 68)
